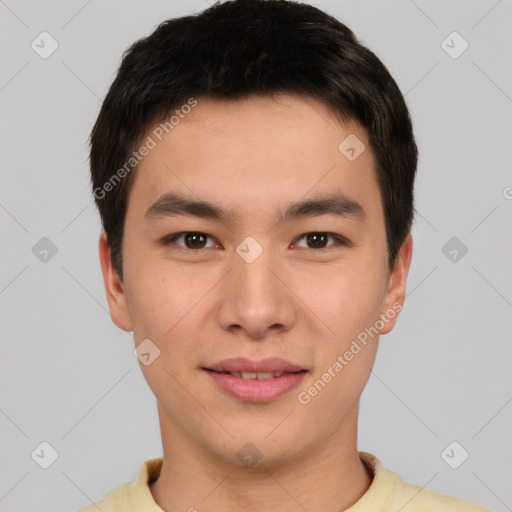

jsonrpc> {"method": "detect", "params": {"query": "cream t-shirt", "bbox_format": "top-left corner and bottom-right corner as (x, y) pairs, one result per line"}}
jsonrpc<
(75, 452), (490, 512)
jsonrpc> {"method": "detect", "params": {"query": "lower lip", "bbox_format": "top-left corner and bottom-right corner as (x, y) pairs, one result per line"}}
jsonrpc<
(205, 370), (307, 403)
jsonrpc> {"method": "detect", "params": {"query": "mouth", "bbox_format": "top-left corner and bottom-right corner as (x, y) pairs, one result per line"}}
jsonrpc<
(206, 370), (300, 380)
(203, 358), (308, 403)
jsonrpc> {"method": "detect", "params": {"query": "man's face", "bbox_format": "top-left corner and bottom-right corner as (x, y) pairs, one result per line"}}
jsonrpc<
(100, 93), (412, 466)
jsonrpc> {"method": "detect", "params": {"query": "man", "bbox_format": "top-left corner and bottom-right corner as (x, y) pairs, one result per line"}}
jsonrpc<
(80, 0), (490, 510)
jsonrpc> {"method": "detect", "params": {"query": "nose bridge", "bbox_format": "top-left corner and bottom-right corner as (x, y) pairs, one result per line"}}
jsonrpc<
(216, 236), (296, 338)
(236, 242), (278, 294)
(234, 238), (282, 308)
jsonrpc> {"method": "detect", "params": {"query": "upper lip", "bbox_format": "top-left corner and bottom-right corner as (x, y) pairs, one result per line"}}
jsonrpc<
(205, 357), (305, 373)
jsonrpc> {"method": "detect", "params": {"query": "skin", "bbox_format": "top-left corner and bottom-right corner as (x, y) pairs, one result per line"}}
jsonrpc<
(99, 93), (413, 512)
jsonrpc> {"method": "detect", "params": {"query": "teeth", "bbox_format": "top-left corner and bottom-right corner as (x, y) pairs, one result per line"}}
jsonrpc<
(236, 371), (285, 380)
(251, 372), (272, 380)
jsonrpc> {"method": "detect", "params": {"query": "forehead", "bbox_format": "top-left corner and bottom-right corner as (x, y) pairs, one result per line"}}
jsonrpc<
(128, 93), (382, 226)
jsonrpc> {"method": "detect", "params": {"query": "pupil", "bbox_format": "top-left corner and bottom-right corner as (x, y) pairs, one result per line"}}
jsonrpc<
(186, 233), (206, 249)
(307, 233), (327, 248)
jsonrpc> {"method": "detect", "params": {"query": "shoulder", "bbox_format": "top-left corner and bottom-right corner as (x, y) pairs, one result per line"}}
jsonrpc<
(73, 458), (164, 512)
(73, 482), (132, 512)
(395, 480), (491, 512)
(355, 452), (491, 512)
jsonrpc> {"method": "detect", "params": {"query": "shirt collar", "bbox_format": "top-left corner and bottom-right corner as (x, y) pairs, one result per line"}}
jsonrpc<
(133, 452), (395, 511)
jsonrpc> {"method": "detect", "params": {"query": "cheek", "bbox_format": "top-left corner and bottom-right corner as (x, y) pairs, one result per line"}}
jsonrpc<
(299, 260), (386, 340)
(125, 271), (192, 340)
(295, 270), (382, 419)
(123, 258), (222, 373)
(123, 265), (205, 399)
(298, 261), (385, 399)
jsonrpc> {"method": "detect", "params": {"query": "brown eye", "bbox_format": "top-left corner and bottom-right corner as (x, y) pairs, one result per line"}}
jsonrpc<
(163, 232), (216, 250)
(183, 232), (208, 249)
(306, 233), (328, 248)
(294, 232), (348, 250)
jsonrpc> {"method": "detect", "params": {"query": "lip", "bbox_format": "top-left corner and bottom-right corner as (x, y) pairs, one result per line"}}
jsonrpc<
(206, 357), (305, 373)
(204, 358), (307, 403)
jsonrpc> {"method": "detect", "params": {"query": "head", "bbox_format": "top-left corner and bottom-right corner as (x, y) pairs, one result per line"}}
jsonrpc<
(92, 0), (416, 467)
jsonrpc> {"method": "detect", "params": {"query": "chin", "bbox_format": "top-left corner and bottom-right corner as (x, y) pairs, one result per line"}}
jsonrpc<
(202, 427), (312, 470)
(216, 443), (300, 470)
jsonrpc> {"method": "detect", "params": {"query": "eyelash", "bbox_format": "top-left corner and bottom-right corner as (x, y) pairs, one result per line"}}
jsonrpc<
(161, 232), (350, 253)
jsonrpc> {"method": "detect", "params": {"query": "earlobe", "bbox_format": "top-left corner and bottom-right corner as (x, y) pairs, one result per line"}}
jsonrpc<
(379, 233), (413, 335)
(98, 232), (133, 332)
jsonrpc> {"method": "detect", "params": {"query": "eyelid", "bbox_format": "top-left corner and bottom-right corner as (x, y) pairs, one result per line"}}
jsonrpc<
(293, 233), (350, 250)
(161, 232), (219, 250)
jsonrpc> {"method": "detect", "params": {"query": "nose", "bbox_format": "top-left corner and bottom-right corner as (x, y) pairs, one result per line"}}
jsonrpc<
(215, 244), (297, 340)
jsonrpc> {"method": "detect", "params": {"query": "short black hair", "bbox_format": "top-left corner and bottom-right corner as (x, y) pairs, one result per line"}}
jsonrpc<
(90, 0), (418, 279)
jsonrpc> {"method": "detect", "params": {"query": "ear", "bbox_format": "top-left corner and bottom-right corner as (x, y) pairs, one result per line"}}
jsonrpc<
(98, 231), (133, 331)
(379, 233), (413, 335)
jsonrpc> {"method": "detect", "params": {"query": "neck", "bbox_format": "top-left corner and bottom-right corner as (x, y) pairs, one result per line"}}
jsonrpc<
(150, 406), (373, 512)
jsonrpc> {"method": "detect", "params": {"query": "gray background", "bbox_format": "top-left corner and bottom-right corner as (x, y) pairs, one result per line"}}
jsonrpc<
(1, 0), (511, 511)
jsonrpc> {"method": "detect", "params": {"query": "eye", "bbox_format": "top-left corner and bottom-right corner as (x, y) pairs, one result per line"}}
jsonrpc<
(162, 232), (218, 250)
(161, 231), (349, 253)
(294, 232), (349, 250)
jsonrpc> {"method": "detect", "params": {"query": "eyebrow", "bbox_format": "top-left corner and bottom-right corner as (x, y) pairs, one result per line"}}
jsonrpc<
(144, 191), (365, 225)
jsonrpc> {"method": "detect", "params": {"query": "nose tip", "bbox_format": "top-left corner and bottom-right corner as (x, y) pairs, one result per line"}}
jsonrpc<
(228, 320), (285, 340)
